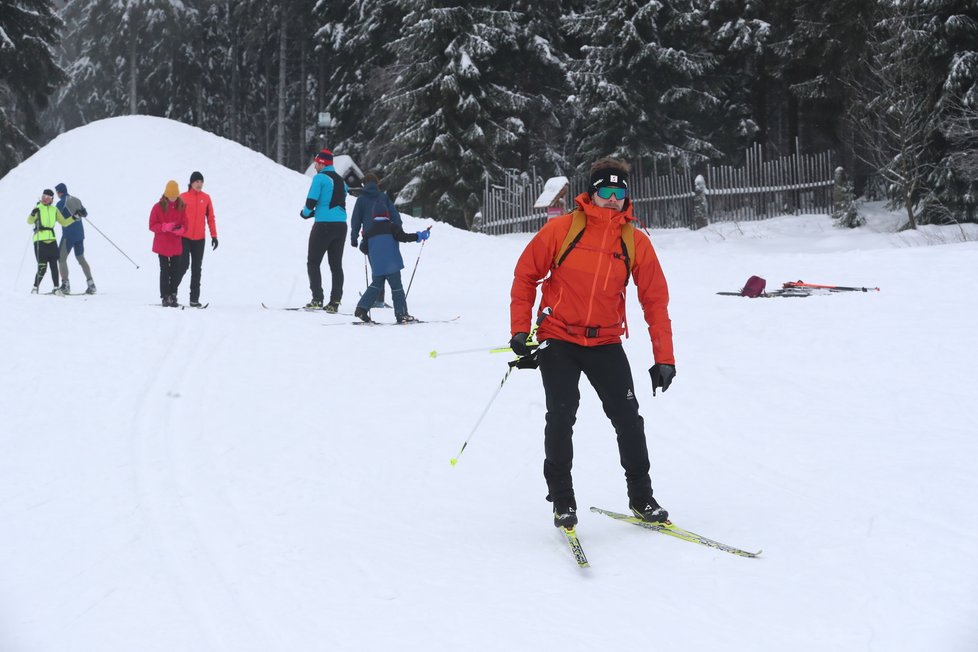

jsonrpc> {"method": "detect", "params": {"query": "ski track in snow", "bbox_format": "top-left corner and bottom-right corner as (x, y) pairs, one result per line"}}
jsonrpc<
(130, 315), (272, 651)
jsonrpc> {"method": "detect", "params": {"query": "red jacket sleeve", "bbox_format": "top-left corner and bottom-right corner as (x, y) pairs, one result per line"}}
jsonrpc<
(205, 196), (217, 238)
(510, 218), (565, 335)
(632, 232), (675, 365)
(149, 204), (164, 233)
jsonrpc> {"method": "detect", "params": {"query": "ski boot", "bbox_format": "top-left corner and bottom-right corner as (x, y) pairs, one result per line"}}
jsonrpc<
(323, 301), (340, 313)
(354, 307), (371, 323)
(629, 495), (669, 523)
(553, 496), (578, 529)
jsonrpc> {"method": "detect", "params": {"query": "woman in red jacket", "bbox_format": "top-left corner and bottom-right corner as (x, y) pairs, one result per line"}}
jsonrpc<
(149, 180), (188, 307)
(510, 157), (676, 530)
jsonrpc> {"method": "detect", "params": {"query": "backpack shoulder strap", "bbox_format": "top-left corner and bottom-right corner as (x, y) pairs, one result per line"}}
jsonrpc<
(619, 222), (636, 285)
(554, 209), (586, 268)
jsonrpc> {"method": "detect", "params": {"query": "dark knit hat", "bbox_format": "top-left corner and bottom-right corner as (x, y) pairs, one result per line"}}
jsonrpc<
(55, 183), (68, 195)
(314, 148), (333, 165)
(189, 171), (204, 184)
(42, 188), (54, 197)
(590, 167), (629, 192)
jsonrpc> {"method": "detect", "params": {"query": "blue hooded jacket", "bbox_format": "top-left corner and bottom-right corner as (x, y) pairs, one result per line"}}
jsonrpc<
(350, 182), (401, 242)
(363, 205), (420, 276)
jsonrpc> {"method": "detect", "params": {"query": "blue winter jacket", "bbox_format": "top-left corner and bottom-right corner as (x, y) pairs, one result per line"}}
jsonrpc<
(363, 210), (421, 277)
(302, 166), (348, 222)
(350, 182), (401, 243)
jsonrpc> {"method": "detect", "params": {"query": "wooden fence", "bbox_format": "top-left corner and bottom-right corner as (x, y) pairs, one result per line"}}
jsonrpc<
(478, 143), (836, 234)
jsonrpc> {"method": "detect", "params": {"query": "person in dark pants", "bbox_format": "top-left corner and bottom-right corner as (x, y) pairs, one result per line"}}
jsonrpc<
(300, 148), (348, 311)
(28, 188), (69, 294)
(510, 156), (676, 530)
(350, 172), (402, 309)
(149, 181), (188, 307)
(352, 200), (430, 324)
(178, 171), (218, 307)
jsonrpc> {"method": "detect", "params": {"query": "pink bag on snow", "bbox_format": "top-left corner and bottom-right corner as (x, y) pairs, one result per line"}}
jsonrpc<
(740, 275), (767, 298)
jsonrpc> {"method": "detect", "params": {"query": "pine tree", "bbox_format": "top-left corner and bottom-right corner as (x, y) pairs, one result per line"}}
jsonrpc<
(0, 0), (65, 176)
(562, 0), (723, 174)
(379, 2), (535, 227)
(52, 0), (194, 131)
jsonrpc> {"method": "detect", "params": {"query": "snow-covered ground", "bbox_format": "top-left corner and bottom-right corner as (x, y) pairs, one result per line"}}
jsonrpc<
(1, 117), (977, 652)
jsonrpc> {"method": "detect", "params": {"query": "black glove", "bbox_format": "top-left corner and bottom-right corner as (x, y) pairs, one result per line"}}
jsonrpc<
(359, 240), (369, 254)
(211, 238), (219, 251)
(76, 208), (87, 218)
(649, 364), (676, 396)
(351, 239), (358, 249)
(300, 209), (313, 219)
(509, 332), (532, 357)
(31, 208), (39, 218)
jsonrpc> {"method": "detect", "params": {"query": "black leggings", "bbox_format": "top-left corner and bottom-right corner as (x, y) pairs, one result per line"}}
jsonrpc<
(307, 222), (347, 303)
(33, 241), (60, 288)
(537, 340), (653, 503)
(158, 254), (181, 298)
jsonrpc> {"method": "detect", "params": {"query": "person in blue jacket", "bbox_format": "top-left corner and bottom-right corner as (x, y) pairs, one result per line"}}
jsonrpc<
(300, 148), (348, 312)
(54, 182), (97, 294)
(350, 172), (401, 309)
(352, 199), (430, 324)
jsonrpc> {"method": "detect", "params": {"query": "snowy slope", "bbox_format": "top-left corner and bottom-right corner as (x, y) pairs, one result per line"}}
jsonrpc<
(1, 117), (977, 652)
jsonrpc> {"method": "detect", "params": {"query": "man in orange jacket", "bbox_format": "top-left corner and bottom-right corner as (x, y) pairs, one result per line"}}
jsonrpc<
(179, 171), (218, 307)
(510, 157), (676, 529)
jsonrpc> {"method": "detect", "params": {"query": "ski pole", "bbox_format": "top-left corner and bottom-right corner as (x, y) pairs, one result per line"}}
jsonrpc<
(450, 308), (550, 466)
(13, 236), (32, 291)
(84, 216), (140, 269)
(430, 345), (512, 359)
(405, 226), (432, 299)
(783, 280), (879, 292)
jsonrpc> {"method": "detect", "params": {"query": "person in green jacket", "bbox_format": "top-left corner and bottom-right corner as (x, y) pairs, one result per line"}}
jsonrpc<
(28, 189), (69, 295)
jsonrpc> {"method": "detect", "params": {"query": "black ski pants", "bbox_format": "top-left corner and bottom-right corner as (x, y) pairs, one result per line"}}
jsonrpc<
(307, 221), (346, 303)
(180, 237), (206, 302)
(158, 254), (182, 298)
(537, 339), (653, 504)
(33, 241), (60, 289)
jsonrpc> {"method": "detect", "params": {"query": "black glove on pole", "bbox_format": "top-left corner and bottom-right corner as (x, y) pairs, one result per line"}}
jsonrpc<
(211, 238), (219, 251)
(649, 364), (676, 396)
(509, 332), (532, 356)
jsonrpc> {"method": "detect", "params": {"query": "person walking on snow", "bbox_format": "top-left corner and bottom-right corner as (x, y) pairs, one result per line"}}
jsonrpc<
(350, 172), (401, 309)
(300, 148), (348, 312)
(178, 171), (218, 307)
(149, 180), (188, 307)
(54, 182), (96, 295)
(509, 157), (676, 529)
(28, 188), (69, 295)
(352, 200), (430, 324)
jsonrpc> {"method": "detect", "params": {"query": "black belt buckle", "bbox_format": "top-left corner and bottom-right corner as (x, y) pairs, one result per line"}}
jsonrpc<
(585, 326), (598, 338)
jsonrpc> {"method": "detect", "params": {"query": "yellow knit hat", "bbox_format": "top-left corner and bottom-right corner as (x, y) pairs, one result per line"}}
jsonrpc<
(164, 180), (180, 200)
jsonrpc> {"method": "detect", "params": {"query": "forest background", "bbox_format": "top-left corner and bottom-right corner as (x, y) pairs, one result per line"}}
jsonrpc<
(2, 0), (977, 229)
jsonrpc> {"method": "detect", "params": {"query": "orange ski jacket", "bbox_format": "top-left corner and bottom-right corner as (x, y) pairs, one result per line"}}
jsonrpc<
(179, 188), (217, 241)
(510, 192), (674, 364)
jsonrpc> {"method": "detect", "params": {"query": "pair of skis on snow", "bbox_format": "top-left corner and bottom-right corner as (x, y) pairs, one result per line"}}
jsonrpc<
(562, 507), (761, 568)
(261, 302), (458, 325)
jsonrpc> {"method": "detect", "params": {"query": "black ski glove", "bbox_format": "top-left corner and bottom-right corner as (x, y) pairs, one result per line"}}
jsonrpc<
(351, 238), (358, 249)
(211, 238), (219, 251)
(31, 208), (39, 218)
(649, 364), (676, 396)
(300, 209), (313, 219)
(509, 332), (532, 357)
